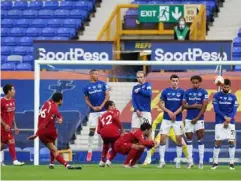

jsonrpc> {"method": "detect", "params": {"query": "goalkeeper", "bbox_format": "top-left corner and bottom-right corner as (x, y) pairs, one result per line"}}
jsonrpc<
(143, 112), (188, 165)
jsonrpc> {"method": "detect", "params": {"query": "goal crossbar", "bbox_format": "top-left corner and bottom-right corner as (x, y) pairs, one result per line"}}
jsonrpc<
(33, 60), (241, 165)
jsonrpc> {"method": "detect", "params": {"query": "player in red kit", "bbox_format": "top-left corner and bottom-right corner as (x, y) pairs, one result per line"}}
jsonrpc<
(28, 92), (81, 170)
(115, 122), (156, 168)
(1, 84), (24, 166)
(97, 100), (125, 167)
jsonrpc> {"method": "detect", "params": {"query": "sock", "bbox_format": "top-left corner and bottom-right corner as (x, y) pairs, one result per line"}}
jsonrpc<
(229, 144), (235, 164)
(8, 143), (17, 161)
(55, 154), (67, 167)
(108, 142), (116, 161)
(50, 152), (55, 164)
(130, 150), (143, 166)
(159, 144), (166, 163)
(88, 135), (94, 153)
(101, 144), (109, 162)
(0, 151), (3, 163)
(213, 145), (221, 164)
(176, 145), (182, 163)
(124, 148), (138, 165)
(198, 139), (204, 164)
(186, 140), (193, 163)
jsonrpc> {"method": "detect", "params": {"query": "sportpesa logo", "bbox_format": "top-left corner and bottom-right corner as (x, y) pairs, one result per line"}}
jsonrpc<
(38, 48), (109, 61)
(154, 48), (228, 61)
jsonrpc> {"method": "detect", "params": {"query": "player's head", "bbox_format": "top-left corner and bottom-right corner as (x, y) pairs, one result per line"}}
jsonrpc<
(222, 79), (231, 94)
(52, 92), (63, 106)
(3, 84), (15, 97)
(140, 122), (152, 137)
(190, 75), (202, 89)
(136, 71), (146, 84)
(170, 74), (179, 89)
(104, 100), (116, 110)
(89, 69), (98, 82)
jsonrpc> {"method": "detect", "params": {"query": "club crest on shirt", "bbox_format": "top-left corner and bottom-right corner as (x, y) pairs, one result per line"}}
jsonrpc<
(224, 97), (227, 100)
(228, 97), (233, 101)
(172, 93), (175, 96)
(167, 93), (171, 95)
(176, 93), (181, 97)
(97, 84), (102, 89)
(198, 92), (202, 97)
(92, 86), (96, 89)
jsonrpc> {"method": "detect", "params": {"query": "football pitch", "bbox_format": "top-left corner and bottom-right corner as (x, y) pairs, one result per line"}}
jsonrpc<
(1, 164), (241, 180)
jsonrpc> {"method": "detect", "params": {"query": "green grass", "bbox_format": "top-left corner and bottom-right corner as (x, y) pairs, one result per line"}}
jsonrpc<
(1, 164), (241, 180)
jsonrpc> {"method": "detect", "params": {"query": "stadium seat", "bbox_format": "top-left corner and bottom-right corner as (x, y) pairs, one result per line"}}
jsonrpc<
(13, 46), (33, 55)
(1, 63), (16, 70)
(14, 0), (28, 10)
(3, 37), (20, 46)
(10, 27), (26, 37)
(69, 9), (88, 19)
(233, 47), (241, 57)
(233, 37), (241, 47)
(7, 9), (22, 18)
(35, 36), (51, 40)
(29, 0), (43, 10)
(1, 28), (11, 37)
(1, 46), (12, 55)
(1, 0), (13, 10)
(16, 63), (32, 71)
(32, 19), (47, 28)
(54, 9), (70, 18)
(38, 9), (54, 18)
(44, 0), (59, 10)
(63, 19), (81, 28)
(1, 10), (7, 18)
(57, 28), (76, 37)
(41, 27), (57, 37)
(40, 147), (50, 155)
(59, 1), (73, 10)
(52, 36), (69, 40)
(16, 19), (32, 28)
(48, 19), (63, 28)
(26, 27), (42, 37)
(23, 147), (34, 154)
(2, 19), (17, 28)
(22, 9), (38, 18)
(75, 1), (94, 11)
(1, 56), (8, 63)
(23, 55), (34, 62)
(19, 37), (33, 46)
(234, 65), (241, 71)
(238, 28), (241, 37)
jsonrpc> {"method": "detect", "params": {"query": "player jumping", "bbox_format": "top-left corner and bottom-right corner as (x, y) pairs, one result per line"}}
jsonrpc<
(84, 69), (110, 162)
(182, 75), (208, 169)
(212, 79), (238, 170)
(158, 74), (185, 168)
(28, 92), (81, 169)
(97, 100), (125, 167)
(114, 122), (156, 168)
(1, 84), (24, 166)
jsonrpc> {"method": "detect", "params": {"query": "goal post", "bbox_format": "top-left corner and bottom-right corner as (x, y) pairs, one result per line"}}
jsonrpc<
(34, 60), (241, 165)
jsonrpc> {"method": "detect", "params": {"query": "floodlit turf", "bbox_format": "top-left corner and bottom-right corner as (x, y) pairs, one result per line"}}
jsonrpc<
(1, 164), (241, 180)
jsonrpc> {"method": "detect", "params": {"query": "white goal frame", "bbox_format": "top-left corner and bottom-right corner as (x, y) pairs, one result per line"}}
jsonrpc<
(34, 60), (241, 165)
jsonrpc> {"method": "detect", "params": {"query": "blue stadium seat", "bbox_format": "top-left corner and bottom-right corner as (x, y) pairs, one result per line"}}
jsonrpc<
(69, 9), (88, 19)
(41, 27), (57, 37)
(22, 9), (38, 18)
(52, 36), (69, 40)
(233, 37), (241, 47)
(57, 28), (75, 37)
(1, 63), (16, 71)
(19, 37), (33, 46)
(1, 46), (12, 55)
(1, 28), (11, 37)
(23, 55), (34, 62)
(1, 10), (7, 18)
(233, 47), (241, 57)
(234, 65), (241, 71)
(13, 46), (33, 55)
(16, 63), (32, 71)
(1, 56), (8, 63)
(35, 36), (51, 40)
(44, 0), (59, 10)
(10, 27), (26, 37)
(32, 19), (47, 28)
(1, 0), (13, 10)
(126, 9), (138, 16)
(38, 9), (54, 18)
(54, 9), (70, 18)
(75, 1), (93, 11)
(7, 9), (22, 18)
(26, 27), (41, 37)
(48, 19), (63, 28)
(3, 37), (20, 46)
(23, 147), (34, 154)
(40, 147), (50, 155)
(14, 0), (28, 10)
(63, 19), (81, 28)
(2, 19), (17, 28)
(59, 1), (73, 10)
(29, 0), (43, 10)
(238, 28), (241, 37)
(16, 19), (32, 28)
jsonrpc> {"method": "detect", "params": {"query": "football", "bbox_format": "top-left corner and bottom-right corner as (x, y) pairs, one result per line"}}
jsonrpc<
(214, 75), (224, 86)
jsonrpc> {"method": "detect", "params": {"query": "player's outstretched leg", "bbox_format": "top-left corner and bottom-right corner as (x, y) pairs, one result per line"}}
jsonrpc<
(87, 128), (95, 162)
(8, 139), (24, 166)
(228, 140), (235, 170)
(212, 141), (221, 170)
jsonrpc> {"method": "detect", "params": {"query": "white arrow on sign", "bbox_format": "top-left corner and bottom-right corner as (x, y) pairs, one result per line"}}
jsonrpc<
(172, 7), (182, 20)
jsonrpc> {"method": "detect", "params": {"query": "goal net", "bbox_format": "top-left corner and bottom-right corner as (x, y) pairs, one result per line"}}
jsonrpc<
(34, 60), (241, 165)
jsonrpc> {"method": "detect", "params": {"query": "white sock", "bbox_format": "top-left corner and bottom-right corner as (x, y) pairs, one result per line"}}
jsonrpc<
(159, 144), (166, 163)
(213, 145), (220, 164)
(0, 151), (2, 162)
(176, 145), (182, 163)
(198, 140), (204, 164)
(88, 135), (94, 153)
(229, 144), (235, 164)
(145, 150), (152, 162)
(187, 140), (193, 163)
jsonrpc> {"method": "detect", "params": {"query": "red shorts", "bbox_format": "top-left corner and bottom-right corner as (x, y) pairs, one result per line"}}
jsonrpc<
(1, 129), (14, 144)
(101, 136), (119, 145)
(114, 140), (133, 155)
(38, 129), (58, 144)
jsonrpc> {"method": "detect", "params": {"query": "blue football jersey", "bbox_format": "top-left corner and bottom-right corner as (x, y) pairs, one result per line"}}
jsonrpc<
(132, 82), (152, 112)
(160, 87), (184, 121)
(212, 91), (238, 124)
(183, 88), (208, 120)
(83, 80), (108, 112)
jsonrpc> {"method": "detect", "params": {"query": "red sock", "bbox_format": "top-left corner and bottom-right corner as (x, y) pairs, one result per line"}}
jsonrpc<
(129, 150), (143, 166)
(124, 148), (138, 165)
(55, 154), (67, 167)
(101, 144), (109, 162)
(108, 142), (116, 161)
(50, 152), (55, 164)
(9, 143), (17, 161)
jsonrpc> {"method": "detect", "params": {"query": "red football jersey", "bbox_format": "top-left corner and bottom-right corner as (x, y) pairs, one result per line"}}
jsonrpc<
(37, 100), (62, 133)
(117, 129), (154, 148)
(1, 97), (15, 130)
(97, 109), (122, 138)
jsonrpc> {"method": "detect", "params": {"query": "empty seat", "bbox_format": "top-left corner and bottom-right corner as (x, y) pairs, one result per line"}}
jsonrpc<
(1, 56), (8, 63)
(1, 0), (13, 10)
(238, 28), (241, 37)
(1, 63), (16, 71)
(16, 63), (32, 71)
(52, 37), (69, 40)
(1, 28), (11, 37)
(63, 19), (81, 28)
(54, 9), (69, 18)
(1, 46), (12, 55)
(29, 0), (43, 10)
(233, 47), (241, 57)
(69, 9), (87, 19)
(10, 27), (26, 37)
(32, 19), (47, 28)
(38, 9), (54, 18)
(3, 37), (20, 46)
(1, 10), (7, 18)
(48, 19), (63, 28)
(2, 19), (17, 28)
(23, 55), (34, 62)
(13, 46), (32, 55)
(44, 0), (59, 10)
(14, 0), (28, 10)
(75, 1), (93, 11)
(19, 37), (33, 46)
(16, 19), (32, 28)
(41, 27), (57, 36)
(35, 37), (51, 40)
(7, 9), (22, 18)
(233, 37), (241, 47)
(57, 28), (75, 37)
(59, 1), (73, 10)
(22, 9), (38, 18)
(26, 27), (41, 37)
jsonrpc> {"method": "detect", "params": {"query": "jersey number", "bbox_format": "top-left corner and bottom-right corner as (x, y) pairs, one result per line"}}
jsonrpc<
(100, 115), (112, 126)
(40, 109), (47, 118)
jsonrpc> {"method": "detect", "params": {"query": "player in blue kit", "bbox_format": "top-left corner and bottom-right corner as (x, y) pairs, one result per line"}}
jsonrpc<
(182, 75), (208, 169)
(83, 69), (110, 162)
(158, 74), (185, 168)
(212, 79), (238, 170)
(131, 71), (152, 130)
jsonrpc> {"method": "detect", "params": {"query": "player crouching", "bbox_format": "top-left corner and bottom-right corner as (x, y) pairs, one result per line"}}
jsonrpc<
(97, 100), (125, 167)
(28, 92), (81, 170)
(114, 122), (156, 168)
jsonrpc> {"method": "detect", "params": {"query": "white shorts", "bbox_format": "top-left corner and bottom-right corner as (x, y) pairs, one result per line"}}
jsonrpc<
(131, 112), (152, 128)
(215, 123), (236, 141)
(185, 119), (204, 133)
(160, 119), (183, 136)
(88, 111), (105, 128)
